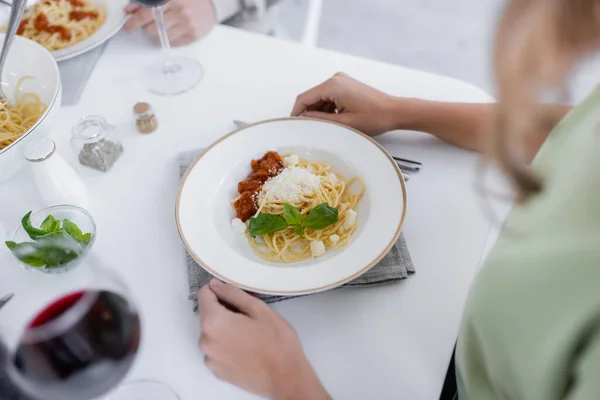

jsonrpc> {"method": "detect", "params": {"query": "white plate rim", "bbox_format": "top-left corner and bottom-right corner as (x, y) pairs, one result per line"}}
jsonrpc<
(175, 117), (408, 295)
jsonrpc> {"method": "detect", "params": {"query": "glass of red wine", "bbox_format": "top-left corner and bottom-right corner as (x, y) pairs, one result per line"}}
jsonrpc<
(136, 0), (203, 95)
(0, 251), (142, 400)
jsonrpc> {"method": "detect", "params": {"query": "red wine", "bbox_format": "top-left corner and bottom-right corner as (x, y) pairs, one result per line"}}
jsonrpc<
(11, 291), (140, 400)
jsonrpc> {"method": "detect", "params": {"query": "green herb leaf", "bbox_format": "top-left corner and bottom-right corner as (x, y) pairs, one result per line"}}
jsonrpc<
(249, 214), (288, 236)
(62, 218), (92, 246)
(4, 233), (82, 268)
(21, 211), (47, 240)
(294, 224), (305, 236)
(40, 215), (61, 233)
(81, 233), (92, 246)
(283, 204), (303, 225)
(301, 203), (339, 230)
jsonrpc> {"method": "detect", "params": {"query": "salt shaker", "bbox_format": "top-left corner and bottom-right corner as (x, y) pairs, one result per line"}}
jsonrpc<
(71, 115), (123, 172)
(25, 137), (89, 209)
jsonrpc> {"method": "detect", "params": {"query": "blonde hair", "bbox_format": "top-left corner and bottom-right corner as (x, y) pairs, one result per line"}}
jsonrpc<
(491, 0), (600, 201)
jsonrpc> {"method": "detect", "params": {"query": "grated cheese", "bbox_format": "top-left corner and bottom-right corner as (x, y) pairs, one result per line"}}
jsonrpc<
(343, 209), (357, 230)
(283, 154), (299, 168)
(231, 218), (247, 234)
(310, 240), (326, 257)
(258, 166), (320, 203)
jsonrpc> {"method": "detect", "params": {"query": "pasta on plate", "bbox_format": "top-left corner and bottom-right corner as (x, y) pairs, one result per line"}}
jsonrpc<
(11, 0), (106, 52)
(232, 151), (365, 263)
(0, 77), (46, 151)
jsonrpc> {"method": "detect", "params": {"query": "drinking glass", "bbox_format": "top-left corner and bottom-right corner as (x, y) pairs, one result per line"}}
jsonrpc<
(0, 209), (178, 400)
(136, 0), (203, 95)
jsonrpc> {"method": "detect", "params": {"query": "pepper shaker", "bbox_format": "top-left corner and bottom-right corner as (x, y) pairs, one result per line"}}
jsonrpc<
(71, 115), (123, 172)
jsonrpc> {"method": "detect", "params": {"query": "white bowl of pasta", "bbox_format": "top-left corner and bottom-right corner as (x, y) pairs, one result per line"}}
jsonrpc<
(0, 33), (61, 182)
(176, 118), (407, 295)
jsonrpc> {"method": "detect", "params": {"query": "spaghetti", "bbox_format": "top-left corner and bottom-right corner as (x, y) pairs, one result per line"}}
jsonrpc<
(12, 0), (106, 52)
(233, 152), (365, 263)
(0, 77), (47, 151)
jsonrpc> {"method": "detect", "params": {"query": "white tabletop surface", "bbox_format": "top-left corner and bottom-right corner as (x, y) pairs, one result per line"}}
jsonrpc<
(0, 26), (496, 400)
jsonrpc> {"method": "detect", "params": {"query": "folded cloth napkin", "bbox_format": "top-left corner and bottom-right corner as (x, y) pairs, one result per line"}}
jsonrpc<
(58, 42), (108, 106)
(178, 149), (415, 311)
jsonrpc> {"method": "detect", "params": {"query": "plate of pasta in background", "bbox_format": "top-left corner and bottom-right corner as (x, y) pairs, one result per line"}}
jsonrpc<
(176, 118), (407, 295)
(1, 0), (128, 62)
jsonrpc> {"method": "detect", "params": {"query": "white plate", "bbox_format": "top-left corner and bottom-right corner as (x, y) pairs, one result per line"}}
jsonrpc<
(1, 0), (128, 62)
(176, 118), (407, 295)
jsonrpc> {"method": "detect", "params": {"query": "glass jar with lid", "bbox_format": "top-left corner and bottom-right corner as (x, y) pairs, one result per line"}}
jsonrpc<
(70, 115), (123, 172)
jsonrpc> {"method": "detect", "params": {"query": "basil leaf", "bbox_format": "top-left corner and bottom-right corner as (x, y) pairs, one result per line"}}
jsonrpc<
(5, 241), (47, 267)
(301, 203), (339, 230)
(4, 234), (82, 268)
(249, 214), (288, 236)
(62, 219), (91, 246)
(81, 233), (92, 246)
(21, 211), (47, 240)
(40, 215), (61, 233)
(294, 224), (305, 236)
(283, 204), (302, 225)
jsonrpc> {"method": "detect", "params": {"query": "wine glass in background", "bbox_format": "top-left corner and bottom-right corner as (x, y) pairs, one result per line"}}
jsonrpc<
(0, 208), (178, 400)
(136, 0), (203, 95)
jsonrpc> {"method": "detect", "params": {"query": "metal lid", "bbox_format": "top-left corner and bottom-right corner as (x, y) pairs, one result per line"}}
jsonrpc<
(24, 137), (56, 162)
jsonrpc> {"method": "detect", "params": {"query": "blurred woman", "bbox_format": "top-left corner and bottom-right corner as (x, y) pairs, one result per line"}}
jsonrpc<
(198, 1), (600, 398)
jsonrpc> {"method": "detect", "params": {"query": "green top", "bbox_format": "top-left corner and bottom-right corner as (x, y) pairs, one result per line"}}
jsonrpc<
(456, 86), (600, 400)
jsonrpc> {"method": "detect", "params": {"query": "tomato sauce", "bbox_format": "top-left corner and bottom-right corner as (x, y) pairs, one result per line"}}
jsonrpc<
(34, 13), (71, 41)
(234, 151), (284, 221)
(17, 18), (28, 35)
(69, 10), (98, 21)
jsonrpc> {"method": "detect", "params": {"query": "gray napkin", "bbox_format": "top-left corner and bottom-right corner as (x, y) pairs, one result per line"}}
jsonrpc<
(58, 42), (108, 106)
(178, 149), (415, 311)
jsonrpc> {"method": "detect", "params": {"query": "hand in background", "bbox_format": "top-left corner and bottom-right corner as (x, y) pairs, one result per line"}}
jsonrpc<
(123, 0), (216, 46)
(292, 72), (407, 136)
(197, 279), (330, 400)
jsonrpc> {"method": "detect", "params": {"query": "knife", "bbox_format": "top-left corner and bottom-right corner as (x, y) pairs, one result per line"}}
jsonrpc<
(0, 293), (13, 310)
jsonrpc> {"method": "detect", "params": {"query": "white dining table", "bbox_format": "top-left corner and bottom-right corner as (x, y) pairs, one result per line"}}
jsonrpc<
(0, 26), (496, 400)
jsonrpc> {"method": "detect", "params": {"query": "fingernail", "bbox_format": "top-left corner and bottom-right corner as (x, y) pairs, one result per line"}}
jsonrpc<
(210, 279), (223, 289)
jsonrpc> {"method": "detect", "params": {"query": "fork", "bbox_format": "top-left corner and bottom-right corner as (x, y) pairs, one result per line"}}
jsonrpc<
(0, 0), (28, 101)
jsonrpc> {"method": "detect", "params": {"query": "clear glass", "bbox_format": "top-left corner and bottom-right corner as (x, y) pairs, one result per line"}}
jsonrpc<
(141, 4), (203, 95)
(70, 115), (123, 172)
(0, 245), (140, 400)
(8, 205), (96, 274)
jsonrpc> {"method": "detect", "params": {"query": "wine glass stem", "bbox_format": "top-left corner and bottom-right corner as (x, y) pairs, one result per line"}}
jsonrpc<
(151, 6), (178, 74)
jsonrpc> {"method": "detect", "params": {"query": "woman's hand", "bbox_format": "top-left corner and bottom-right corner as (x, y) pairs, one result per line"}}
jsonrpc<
(123, 0), (216, 46)
(198, 279), (330, 400)
(291, 72), (409, 136)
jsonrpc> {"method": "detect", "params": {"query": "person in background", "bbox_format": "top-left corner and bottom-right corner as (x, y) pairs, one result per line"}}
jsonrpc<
(197, 0), (600, 399)
(123, 0), (282, 46)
